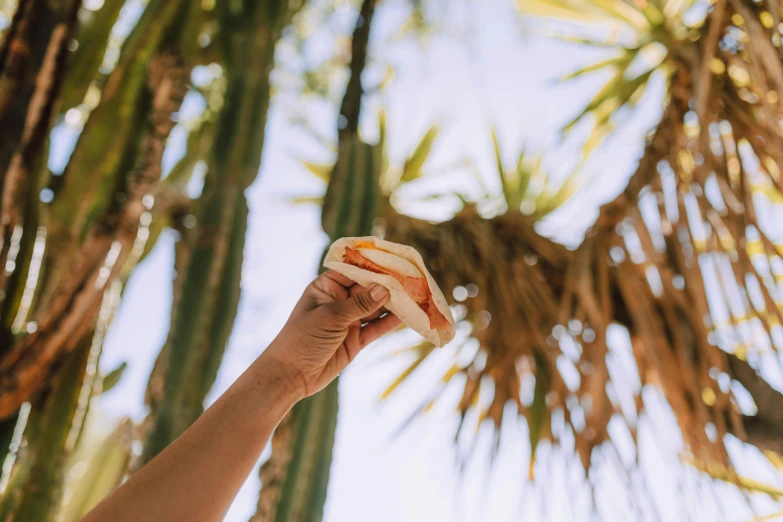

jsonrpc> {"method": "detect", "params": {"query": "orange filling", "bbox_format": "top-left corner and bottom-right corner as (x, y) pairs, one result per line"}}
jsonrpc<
(343, 246), (449, 329)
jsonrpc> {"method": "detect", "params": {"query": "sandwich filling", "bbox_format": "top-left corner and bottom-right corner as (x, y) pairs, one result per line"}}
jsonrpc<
(343, 246), (450, 329)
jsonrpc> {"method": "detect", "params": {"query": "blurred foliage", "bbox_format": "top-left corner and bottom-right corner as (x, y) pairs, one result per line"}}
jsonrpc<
(520, 0), (697, 155)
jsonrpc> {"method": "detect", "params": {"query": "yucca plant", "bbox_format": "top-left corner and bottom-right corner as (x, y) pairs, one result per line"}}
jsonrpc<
(373, 0), (783, 507)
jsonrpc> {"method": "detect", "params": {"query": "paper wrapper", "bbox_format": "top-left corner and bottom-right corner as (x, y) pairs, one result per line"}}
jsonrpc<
(324, 236), (456, 347)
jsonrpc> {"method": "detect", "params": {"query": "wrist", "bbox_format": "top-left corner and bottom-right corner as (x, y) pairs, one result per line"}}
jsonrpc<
(257, 347), (308, 403)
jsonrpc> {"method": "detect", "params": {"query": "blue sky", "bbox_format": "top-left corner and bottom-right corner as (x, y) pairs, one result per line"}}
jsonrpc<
(69, 0), (783, 520)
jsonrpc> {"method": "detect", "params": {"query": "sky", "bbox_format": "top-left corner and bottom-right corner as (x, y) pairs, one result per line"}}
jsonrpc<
(49, 0), (783, 520)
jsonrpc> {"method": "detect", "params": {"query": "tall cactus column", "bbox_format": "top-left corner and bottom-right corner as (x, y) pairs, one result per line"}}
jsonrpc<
(0, 0), (82, 350)
(0, 0), (192, 420)
(141, 0), (305, 463)
(253, 2), (378, 521)
(0, 45), (189, 522)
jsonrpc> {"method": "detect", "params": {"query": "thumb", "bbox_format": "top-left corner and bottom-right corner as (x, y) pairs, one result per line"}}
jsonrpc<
(328, 284), (389, 324)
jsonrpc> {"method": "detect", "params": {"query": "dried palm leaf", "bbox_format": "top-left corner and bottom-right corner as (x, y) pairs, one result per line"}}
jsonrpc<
(378, 0), (783, 494)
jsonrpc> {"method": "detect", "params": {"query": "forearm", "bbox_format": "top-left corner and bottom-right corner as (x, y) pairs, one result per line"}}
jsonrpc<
(82, 350), (302, 522)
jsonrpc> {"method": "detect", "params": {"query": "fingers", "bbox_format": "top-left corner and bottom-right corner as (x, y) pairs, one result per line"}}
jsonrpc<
(360, 312), (402, 347)
(307, 271), (356, 307)
(349, 285), (388, 321)
(361, 307), (388, 323)
(322, 270), (357, 289)
(340, 313), (400, 371)
(327, 312), (401, 381)
(326, 284), (390, 325)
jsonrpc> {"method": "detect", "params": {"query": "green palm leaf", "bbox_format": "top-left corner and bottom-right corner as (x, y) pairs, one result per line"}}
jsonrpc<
(519, 0), (691, 156)
(401, 125), (440, 183)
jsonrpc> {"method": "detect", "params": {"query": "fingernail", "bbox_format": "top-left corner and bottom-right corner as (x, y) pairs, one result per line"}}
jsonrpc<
(370, 284), (387, 301)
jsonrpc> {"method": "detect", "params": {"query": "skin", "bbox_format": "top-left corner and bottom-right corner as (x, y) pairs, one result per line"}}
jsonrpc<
(82, 270), (401, 522)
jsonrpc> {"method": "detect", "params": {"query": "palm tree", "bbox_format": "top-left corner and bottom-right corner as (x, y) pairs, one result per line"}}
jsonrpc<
(378, 0), (783, 498)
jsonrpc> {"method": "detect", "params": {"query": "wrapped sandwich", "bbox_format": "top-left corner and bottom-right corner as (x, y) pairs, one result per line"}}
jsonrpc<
(324, 237), (456, 347)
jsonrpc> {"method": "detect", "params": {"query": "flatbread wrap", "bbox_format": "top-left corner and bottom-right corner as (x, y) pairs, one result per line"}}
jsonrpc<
(324, 237), (456, 347)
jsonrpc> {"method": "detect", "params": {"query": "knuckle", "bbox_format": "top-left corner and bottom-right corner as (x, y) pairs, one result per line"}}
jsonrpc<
(324, 303), (352, 325)
(316, 306), (338, 323)
(354, 293), (374, 313)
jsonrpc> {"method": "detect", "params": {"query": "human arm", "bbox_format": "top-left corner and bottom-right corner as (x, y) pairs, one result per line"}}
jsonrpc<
(81, 271), (400, 522)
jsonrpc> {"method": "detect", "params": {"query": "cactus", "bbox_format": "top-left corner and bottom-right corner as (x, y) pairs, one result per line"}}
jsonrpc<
(40, 0), (190, 309)
(0, 0), (82, 351)
(0, 33), (187, 514)
(0, 0), (190, 516)
(57, 419), (133, 522)
(57, 0), (126, 113)
(253, 381), (339, 522)
(0, 331), (93, 521)
(253, 2), (379, 521)
(141, 0), (306, 464)
(0, 0), (192, 419)
(254, 139), (380, 522)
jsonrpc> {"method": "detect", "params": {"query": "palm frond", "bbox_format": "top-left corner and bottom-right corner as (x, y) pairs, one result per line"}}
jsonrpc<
(687, 457), (783, 499)
(519, 0), (693, 155)
(489, 129), (582, 218)
(301, 160), (333, 183)
(518, 0), (652, 30)
(400, 125), (440, 184)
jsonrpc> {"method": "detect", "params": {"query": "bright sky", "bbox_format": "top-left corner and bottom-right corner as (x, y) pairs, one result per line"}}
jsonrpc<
(84, 0), (783, 521)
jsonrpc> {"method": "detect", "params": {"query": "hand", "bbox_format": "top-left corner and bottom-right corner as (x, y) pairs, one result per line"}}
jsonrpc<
(265, 270), (402, 398)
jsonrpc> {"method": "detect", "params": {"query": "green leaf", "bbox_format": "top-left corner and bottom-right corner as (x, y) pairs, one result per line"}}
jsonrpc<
(559, 50), (636, 82)
(549, 33), (627, 48)
(588, 0), (650, 30)
(301, 160), (332, 183)
(518, 0), (610, 24)
(491, 127), (511, 204)
(465, 159), (492, 200)
(400, 126), (439, 183)
(564, 67), (627, 133)
(511, 151), (537, 210)
(58, 420), (133, 522)
(537, 179), (579, 217)
(518, 0), (650, 30)
(526, 351), (550, 479)
(378, 109), (387, 153)
(291, 195), (325, 205)
(380, 342), (436, 400)
(378, 109), (389, 178)
(491, 127), (505, 178)
(99, 362), (128, 395)
(639, 3), (665, 26)
(564, 64), (655, 146)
